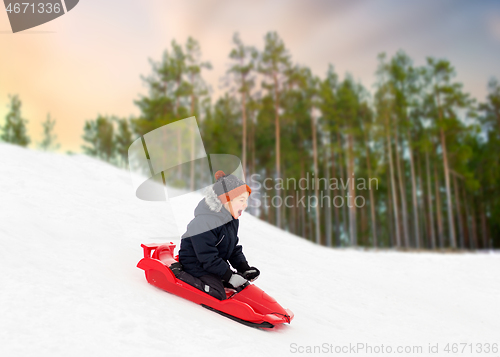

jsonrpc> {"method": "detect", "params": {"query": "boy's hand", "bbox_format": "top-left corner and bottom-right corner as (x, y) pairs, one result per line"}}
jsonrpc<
(241, 267), (260, 282)
(227, 273), (248, 289)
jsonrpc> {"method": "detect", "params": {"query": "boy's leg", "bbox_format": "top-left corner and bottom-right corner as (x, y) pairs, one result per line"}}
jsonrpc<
(174, 269), (226, 300)
(199, 274), (226, 300)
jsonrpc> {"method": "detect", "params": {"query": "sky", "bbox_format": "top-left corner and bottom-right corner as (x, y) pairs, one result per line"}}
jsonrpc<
(1, 0), (500, 153)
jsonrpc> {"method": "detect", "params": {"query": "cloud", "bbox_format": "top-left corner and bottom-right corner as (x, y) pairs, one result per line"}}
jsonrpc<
(488, 13), (500, 40)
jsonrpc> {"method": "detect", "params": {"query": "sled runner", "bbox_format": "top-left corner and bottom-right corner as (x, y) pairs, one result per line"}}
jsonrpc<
(137, 242), (294, 329)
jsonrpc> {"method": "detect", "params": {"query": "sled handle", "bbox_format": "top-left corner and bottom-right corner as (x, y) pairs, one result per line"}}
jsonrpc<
(141, 242), (174, 259)
(234, 281), (251, 293)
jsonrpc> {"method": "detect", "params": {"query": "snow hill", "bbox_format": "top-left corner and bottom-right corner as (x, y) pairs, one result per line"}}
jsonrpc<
(1, 142), (499, 357)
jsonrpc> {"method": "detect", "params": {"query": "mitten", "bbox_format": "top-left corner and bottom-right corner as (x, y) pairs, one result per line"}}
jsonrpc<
(241, 267), (260, 282)
(227, 273), (248, 289)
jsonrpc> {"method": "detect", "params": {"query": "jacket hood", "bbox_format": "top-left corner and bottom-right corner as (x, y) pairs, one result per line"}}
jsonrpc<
(181, 185), (235, 239)
(193, 185), (234, 223)
(203, 185), (223, 212)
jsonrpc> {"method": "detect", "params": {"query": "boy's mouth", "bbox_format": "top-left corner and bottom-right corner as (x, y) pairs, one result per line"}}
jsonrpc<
(238, 210), (242, 216)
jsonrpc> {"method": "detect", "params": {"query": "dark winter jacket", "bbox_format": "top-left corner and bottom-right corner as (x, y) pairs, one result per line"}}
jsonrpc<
(178, 187), (250, 282)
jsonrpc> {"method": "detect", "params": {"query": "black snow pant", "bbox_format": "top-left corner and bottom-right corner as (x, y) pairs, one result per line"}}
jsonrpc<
(174, 270), (226, 300)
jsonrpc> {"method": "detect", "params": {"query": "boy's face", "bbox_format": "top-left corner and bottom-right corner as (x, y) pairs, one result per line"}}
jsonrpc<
(225, 191), (249, 219)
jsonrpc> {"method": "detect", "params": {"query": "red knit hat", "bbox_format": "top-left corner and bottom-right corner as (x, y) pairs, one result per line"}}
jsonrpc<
(213, 170), (252, 204)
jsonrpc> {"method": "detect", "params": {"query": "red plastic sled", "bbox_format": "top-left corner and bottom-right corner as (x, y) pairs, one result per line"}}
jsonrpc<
(137, 242), (294, 328)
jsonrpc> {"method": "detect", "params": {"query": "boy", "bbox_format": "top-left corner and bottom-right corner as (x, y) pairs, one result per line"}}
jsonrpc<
(171, 170), (260, 300)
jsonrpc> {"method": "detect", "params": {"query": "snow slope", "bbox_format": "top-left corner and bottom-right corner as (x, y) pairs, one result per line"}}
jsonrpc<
(1, 143), (499, 357)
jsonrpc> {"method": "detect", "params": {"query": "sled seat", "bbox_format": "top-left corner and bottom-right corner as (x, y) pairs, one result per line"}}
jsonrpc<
(141, 243), (177, 267)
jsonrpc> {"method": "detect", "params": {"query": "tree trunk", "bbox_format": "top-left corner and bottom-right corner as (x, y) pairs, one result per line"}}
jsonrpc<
(175, 79), (180, 116)
(265, 167), (272, 224)
(190, 88), (195, 116)
(301, 164), (306, 239)
(360, 200), (367, 246)
(452, 174), (465, 249)
(331, 144), (341, 246)
(308, 201), (314, 241)
(407, 133), (420, 248)
(385, 116), (401, 247)
(347, 133), (357, 246)
(426, 151), (437, 249)
(485, 207), (492, 249)
(251, 113), (257, 216)
(461, 185), (472, 249)
(416, 152), (427, 249)
(190, 124), (195, 191)
(282, 166), (288, 232)
(311, 107), (321, 244)
(273, 71), (281, 229)
(470, 195), (479, 249)
(433, 161), (444, 249)
(324, 147), (332, 247)
(177, 128), (182, 179)
(394, 127), (410, 248)
(189, 89), (196, 191)
(480, 196), (488, 249)
(440, 128), (457, 248)
(241, 75), (247, 177)
(387, 170), (395, 247)
(365, 138), (378, 248)
(337, 132), (349, 244)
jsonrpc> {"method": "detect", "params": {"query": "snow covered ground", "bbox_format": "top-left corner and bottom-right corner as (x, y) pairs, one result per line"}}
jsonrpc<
(1, 142), (499, 357)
